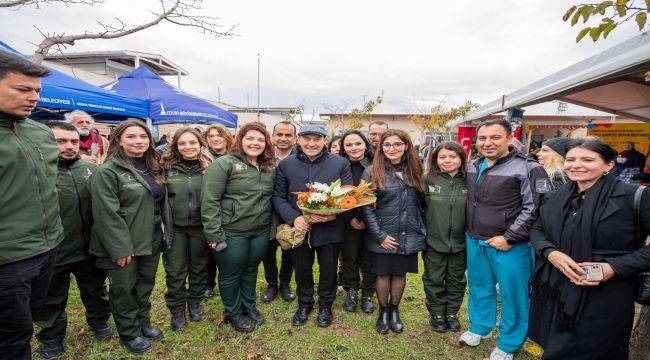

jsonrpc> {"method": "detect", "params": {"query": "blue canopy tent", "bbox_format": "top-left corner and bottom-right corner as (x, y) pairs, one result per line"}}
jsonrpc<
(103, 65), (237, 127)
(0, 41), (149, 122)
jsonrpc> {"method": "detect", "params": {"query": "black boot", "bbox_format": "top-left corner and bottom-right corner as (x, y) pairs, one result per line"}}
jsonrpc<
(170, 310), (187, 331)
(141, 326), (164, 341)
(429, 314), (448, 333)
(446, 314), (461, 332)
(389, 304), (404, 333)
(261, 285), (278, 303)
(121, 336), (152, 355)
(39, 339), (64, 359)
(292, 306), (313, 327)
(280, 285), (296, 302)
(244, 307), (266, 326)
(188, 303), (205, 322)
(361, 296), (375, 314)
(316, 307), (334, 327)
(376, 305), (390, 334)
(228, 316), (254, 333)
(343, 289), (358, 312)
(90, 322), (113, 340)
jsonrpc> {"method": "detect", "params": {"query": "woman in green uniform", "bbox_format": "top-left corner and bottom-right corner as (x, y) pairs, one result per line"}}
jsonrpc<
(161, 127), (213, 331)
(90, 119), (172, 355)
(422, 142), (468, 333)
(202, 122), (276, 333)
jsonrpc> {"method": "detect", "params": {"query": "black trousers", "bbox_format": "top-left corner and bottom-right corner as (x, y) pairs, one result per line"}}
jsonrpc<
(34, 257), (110, 341)
(262, 238), (294, 289)
(0, 250), (55, 360)
(290, 242), (341, 309)
(206, 251), (218, 290)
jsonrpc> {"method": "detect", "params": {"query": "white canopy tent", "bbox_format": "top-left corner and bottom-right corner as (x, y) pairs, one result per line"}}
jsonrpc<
(449, 31), (650, 126)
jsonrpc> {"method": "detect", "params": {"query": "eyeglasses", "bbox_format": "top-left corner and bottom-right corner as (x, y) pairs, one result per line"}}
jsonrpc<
(382, 142), (405, 149)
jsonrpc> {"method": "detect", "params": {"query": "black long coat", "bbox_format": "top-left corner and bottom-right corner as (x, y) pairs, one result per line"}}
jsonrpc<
(529, 180), (650, 360)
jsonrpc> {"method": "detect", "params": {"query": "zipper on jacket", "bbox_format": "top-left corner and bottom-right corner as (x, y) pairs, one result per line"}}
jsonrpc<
(187, 174), (192, 226)
(67, 166), (88, 243)
(448, 178), (455, 253)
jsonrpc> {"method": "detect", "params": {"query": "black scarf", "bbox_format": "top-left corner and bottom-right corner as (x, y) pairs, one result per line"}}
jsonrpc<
(531, 173), (619, 330)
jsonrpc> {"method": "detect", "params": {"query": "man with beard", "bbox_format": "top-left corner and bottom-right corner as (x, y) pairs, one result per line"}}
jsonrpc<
(65, 110), (110, 164)
(261, 121), (297, 303)
(0, 50), (63, 360)
(367, 121), (389, 151)
(34, 121), (112, 359)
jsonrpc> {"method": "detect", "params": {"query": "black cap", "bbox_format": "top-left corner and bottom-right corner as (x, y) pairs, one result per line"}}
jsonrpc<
(543, 137), (573, 158)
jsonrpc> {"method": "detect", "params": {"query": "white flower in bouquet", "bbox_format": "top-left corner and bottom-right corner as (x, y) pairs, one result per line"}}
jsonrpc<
(311, 182), (330, 193)
(307, 192), (328, 204)
(330, 183), (353, 198)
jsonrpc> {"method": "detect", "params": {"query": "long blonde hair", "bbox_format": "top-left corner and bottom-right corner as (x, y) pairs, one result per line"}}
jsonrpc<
(542, 147), (567, 184)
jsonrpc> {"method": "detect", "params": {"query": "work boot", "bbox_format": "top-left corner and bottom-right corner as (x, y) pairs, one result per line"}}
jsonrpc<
(170, 310), (187, 331)
(361, 296), (375, 314)
(141, 326), (163, 341)
(429, 315), (448, 333)
(188, 303), (205, 322)
(446, 314), (461, 332)
(39, 339), (63, 359)
(228, 316), (254, 333)
(244, 307), (265, 326)
(343, 289), (358, 312)
(121, 336), (152, 355)
(91, 322), (113, 340)
(316, 307), (334, 327)
(261, 285), (278, 303)
(280, 285), (296, 302)
(376, 305), (390, 334)
(291, 306), (313, 327)
(389, 304), (404, 333)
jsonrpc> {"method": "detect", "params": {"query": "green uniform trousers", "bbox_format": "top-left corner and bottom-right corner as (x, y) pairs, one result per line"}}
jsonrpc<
(163, 226), (209, 312)
(34, 257), (110, 342)
(340, 227), (375, 297)
(97, 225), (162, 340)
(215, 230), (269, 320)
(422, 247), (467, 316)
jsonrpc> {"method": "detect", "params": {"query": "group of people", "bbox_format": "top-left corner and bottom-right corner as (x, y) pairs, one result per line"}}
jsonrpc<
(1, 50), (649, 360)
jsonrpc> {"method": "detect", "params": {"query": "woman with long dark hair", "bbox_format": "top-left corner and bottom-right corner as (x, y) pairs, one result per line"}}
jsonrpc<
(89, 119), (172, 354)
(421, 142), (468, 333)
(338, 130), (376, 314)
(201, 122), (276, 333)
(328, 135), (342, 155)
(361, 129), (425, 334)
(160, 127), (213, 331)
(529, 138), (650, 359)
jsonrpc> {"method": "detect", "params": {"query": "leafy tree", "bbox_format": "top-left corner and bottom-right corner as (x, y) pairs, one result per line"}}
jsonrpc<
(327, 95), (383, 130)
(564, 0), (648, 42)
(410, 100), (479, 140)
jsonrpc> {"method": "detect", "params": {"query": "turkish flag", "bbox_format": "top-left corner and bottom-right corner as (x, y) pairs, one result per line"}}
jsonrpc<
(457, 126), (476, 158)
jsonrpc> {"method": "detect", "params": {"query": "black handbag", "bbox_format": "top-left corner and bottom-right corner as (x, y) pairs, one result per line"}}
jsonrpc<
(634, 185), (650, 305)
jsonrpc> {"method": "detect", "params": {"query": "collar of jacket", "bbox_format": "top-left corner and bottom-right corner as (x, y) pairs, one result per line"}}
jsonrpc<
(350, 157), (372, 169)
(435, 171), (463, 180)
(471, 149), (523, 169)
(58, 156), (81, 169)
(171, 160), (202, 175)
(0, 111), (26, 128)
(296, 148), (328, 164)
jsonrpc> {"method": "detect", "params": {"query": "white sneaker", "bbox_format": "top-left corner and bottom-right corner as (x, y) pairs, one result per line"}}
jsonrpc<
(490, 347), (514, 360)
(458, 330), (493, 347)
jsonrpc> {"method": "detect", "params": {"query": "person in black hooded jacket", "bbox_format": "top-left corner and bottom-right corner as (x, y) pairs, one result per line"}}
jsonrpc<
(361, 129), (426, 335)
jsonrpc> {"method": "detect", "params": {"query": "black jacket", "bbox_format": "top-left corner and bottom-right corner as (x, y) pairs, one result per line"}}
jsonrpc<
(272, 149), (353, 247)
(360, 167), (426, 255)
(466, 150), (548, 244)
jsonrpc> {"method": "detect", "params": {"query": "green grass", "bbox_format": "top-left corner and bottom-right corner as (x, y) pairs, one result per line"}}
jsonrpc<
(31, 257), (541, 359)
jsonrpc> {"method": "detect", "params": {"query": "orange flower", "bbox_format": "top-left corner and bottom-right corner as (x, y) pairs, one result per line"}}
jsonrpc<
(327, 198), (337, 207)
(339, 195), (358, 209)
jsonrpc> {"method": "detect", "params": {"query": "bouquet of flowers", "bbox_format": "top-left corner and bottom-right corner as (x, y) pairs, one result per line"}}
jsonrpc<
(294, 179), (376, 215)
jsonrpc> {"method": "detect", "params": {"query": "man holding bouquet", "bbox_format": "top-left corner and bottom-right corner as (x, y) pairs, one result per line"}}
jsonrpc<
(272, 125), (353, 328)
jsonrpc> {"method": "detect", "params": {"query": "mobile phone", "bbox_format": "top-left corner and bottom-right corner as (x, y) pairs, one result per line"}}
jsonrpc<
(583, 264), (604, 281)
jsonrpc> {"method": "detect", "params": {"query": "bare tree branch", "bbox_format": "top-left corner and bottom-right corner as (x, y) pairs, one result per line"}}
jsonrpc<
(0, 0), (102, 9)
(24, 0), (236, 63)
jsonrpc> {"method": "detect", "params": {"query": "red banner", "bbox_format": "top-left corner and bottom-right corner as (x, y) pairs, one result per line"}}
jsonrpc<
(457, 126), (476, 158)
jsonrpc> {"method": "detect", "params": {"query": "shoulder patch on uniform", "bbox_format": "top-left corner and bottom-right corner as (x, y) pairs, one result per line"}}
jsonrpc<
(233, 162), (248, 172)
(428, 185), (441, 194)
(461, 189), (468, 194)
(536, 179), (551, 193)
(83, 168), (93, 181)
(120, 172), (135, 181)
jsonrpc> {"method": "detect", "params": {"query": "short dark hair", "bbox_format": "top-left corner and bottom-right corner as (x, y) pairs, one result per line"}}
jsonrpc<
(0, 51), (50, 80)
(566, 137), (617, 163)
(273, 121), (296, 135)
(476, 119), (512, 136)
(47, 121), (78, 133)
(368, 120), (389, 130)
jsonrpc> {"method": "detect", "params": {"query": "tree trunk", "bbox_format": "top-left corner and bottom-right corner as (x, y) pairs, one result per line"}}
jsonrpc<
(630, 305), (650, 360)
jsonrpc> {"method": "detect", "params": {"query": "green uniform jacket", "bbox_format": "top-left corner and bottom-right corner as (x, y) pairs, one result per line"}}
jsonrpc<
(56, 158), (98, 265)
(423, 172), (467, 254)
(0, 113), (63, 265)
(201, 154), (275, 244)
(166, 162), (204, 228)
(89, 158), (173, 260)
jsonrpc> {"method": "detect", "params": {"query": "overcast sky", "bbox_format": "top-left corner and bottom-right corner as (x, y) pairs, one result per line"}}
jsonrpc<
(0, 0), (641, 116)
